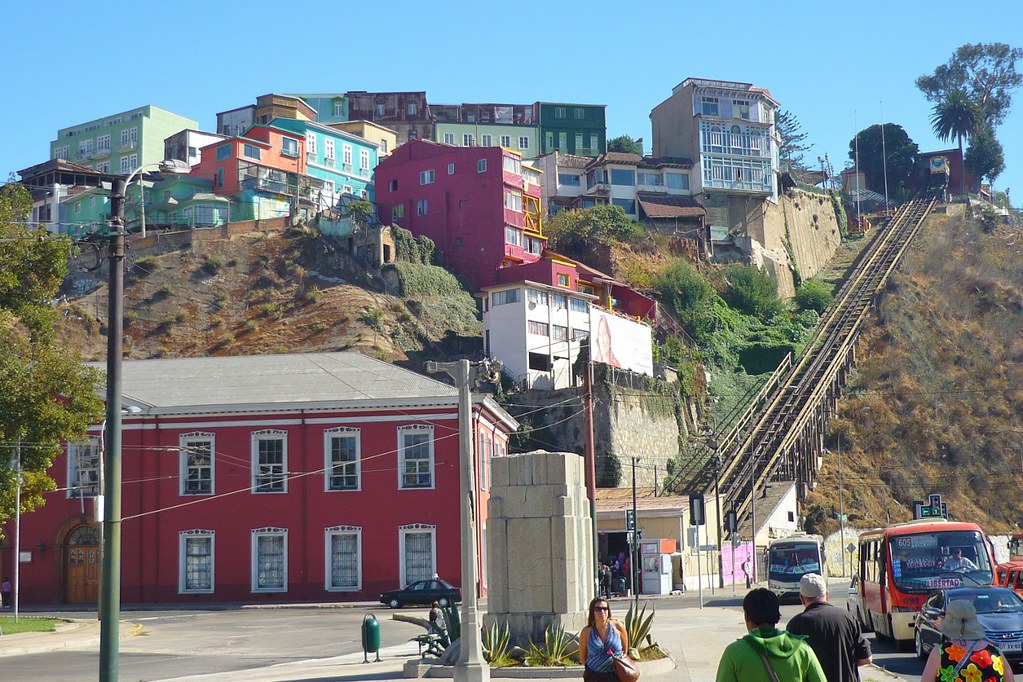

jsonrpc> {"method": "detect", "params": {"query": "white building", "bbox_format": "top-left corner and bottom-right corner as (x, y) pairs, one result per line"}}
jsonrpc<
(481, 279), (653, 391)
(650, 78), (780, 244)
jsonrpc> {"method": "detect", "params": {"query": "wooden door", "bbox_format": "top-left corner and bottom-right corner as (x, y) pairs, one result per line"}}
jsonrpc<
(65, 525), (100, 604)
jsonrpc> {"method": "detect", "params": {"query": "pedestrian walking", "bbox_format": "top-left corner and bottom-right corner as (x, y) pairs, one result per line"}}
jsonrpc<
(921, 599), (1014, 681)
(742, 559), (753, 588)
(715, 588), (826, 682)
(1, 576), (10, 609)
(786, 573), (872, 681)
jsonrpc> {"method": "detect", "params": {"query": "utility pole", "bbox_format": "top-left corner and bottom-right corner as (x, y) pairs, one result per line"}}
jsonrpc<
(631, 456), (639, 608)
(583, 358), (598, 596)
(750, 441), (758, 584)
(838, 441), (846, 577)
(426, 360), (492, 682)
(100, 177), (126, 682)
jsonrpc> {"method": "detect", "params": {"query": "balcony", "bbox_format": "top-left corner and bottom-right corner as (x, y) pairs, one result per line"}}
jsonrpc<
(342, 162), (353, 172)
(119, 140), (137, 152)
(93, 146), (111, 159)
(359, 168), (370, 178)
(241, 176), (291, 194)
(324, 157), (336, 168)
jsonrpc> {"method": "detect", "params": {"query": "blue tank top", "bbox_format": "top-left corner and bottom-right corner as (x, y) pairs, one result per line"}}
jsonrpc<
(586, 623), (624, 673)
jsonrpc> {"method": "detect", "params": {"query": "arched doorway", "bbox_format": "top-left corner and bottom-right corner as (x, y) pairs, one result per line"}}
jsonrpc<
(65, 524), (100, 603)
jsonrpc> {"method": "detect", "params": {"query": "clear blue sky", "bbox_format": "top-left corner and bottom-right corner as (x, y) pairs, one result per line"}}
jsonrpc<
(4, 0), (1021, 207)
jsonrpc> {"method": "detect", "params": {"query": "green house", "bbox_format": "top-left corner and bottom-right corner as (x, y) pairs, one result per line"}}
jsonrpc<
(537, 102), (606, 157)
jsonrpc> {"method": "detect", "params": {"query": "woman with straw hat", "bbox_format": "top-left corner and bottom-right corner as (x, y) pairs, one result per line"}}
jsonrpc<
(921, 599), (1015, 681)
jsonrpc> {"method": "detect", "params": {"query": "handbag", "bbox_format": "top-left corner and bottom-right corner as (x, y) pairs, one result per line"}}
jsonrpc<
(612, 654), (641, 682)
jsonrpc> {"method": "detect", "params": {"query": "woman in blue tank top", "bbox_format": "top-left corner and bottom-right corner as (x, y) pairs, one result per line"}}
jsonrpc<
(579, 597), (630, 682)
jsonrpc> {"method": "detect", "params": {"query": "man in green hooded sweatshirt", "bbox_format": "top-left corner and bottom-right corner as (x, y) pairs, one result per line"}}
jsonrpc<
(716, 588), (827, 682)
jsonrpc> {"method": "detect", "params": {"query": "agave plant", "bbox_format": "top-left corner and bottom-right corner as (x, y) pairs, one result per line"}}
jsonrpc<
(522, 624), (577, 667)
(481, 619), (516, 666)
(435, 604), (461, 648)
(623, 602), (656, 656)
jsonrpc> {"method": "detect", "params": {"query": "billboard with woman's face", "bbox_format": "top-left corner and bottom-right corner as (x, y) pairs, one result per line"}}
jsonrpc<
(589, 309), (653, 376)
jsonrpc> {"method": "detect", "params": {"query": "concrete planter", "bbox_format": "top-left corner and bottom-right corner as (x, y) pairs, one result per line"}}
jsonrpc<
(403, 655), (675, 678)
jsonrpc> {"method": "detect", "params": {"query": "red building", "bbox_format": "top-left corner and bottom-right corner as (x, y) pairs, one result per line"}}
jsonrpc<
(2, 353), (516, 606)
(374, 140), (545, 290)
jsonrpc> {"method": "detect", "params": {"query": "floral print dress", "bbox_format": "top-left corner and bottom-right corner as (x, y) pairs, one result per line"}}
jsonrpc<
(937, 641), (1008, 682)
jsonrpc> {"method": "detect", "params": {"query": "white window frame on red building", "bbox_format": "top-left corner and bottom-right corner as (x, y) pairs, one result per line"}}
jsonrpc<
(252, 429), (288, 494)
(324, 427), (361, 492)
(399, 523), (437, 586)
(179, 529), (215, 594)
(180, 431), (215, 496)
(252, 527), (288, 593)
(67, 437), (101, 499)
(398, 425), (434, 490)
(325, 525), (362, 591)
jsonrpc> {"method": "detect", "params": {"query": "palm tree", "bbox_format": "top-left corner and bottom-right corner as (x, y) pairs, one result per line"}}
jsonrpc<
(930, 90), (982, 198)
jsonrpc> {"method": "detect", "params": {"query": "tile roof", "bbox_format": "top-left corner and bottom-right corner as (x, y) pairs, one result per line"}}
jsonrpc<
(637, 193), (706, 219)
(557, 154), (592, 169)
(89, 352), (459, 413)
(595, 486), (689, 514)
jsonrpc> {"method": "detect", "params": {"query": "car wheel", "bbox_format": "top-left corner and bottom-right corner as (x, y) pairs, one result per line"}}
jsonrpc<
(915, 629), (927, 660)
(388, 598), (400, 609)
(438, 597), (449, 607)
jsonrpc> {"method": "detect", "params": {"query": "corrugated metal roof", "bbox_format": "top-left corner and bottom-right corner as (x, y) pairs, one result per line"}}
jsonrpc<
(637, 193), (706, 218)
(90, 352), (458, 412)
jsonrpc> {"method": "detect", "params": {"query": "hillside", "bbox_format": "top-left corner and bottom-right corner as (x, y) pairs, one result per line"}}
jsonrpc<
(56, 229), (482, 368)
(805, 208), (1023, 535)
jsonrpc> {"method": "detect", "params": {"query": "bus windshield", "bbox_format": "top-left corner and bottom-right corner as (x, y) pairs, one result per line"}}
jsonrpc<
(888, 530), (993, 592)
(768, 542), (822, 583)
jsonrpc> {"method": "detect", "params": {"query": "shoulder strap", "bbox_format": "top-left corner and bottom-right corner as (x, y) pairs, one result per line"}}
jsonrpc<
(948, 640), (981, 678)
(753, 647), (781, 682)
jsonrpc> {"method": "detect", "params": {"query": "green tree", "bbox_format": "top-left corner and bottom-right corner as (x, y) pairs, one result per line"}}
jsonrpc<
(344, 198), (376, 232)
(930, 90), (982, 197)
(776, 110), (811, 170)
(916, 42), (1023, 128)
(607, 134), (642, 155)
(544, 205), (640, 256)
(964, 124), (1006, 184)
(654, 259), (719, 342)
(848, 124), (918, 193)
(0, 182), (104, 531)
(722, 264), (781, 318)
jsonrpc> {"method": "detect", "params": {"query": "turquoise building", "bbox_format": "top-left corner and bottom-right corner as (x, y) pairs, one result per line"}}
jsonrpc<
(271, 118), (379, 203)
(289, 93), (348, 124)
(134, 176), (231, 230)
(49, 105), (197, 175)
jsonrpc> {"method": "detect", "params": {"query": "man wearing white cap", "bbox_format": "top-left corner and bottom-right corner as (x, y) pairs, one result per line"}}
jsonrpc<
(786, 573), (872, 682)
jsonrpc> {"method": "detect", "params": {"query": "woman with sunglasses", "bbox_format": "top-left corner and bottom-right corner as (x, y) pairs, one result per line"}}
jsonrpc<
(579, 597), (630, 682)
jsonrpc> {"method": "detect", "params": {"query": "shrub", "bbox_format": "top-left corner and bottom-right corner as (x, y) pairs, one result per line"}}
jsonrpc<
(482, 620), (515, 666)
(201, 256), (224, 275)
(302, 285), (321, 303)
(722, 264), (781, 318)
(655, 259), (719, 341)
(123, 310), (139, 327)
(522, 624), (577, 667)
(794, 279), (834, 313)
(623, 602), (656, 657)
(361, 308), (384, 330)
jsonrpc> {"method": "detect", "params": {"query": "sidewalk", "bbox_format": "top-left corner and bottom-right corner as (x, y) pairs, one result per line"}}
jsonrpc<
(0, 600), (909, 681)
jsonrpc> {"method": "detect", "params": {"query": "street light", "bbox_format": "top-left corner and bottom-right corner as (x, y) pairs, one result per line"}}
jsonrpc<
(125, 159), (190, 238)
(425, 359), (499, 682)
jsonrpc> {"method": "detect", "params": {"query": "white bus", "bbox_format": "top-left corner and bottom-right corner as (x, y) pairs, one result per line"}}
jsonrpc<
(768, 534), (826, 600)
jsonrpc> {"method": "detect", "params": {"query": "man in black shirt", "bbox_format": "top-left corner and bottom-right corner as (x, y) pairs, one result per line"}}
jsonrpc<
(786, 573), (872, 682)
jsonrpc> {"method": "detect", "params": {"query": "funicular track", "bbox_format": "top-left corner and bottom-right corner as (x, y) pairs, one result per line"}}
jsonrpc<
(680, 191), (940, 536)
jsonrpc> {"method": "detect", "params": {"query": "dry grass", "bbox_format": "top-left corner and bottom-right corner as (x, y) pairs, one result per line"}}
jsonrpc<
(806, 213), (1023, 533)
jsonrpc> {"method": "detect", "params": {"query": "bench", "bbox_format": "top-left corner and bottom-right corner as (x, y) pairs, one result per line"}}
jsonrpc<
(411, 633), (444, 657)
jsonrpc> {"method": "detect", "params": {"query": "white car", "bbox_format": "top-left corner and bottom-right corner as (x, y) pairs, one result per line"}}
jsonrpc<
(846, 574), (868, 630)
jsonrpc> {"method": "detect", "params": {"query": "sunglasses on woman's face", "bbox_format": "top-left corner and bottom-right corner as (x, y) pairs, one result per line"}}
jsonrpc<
(593, 606), (609, 612)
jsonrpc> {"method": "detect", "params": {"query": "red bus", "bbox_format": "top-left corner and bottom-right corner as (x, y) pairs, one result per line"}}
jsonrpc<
(856, 519), (995, 645)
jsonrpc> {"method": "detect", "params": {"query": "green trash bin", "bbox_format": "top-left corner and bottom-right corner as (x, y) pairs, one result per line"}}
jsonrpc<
(362, 612), (381, 662)
(617, 578), (627, 596)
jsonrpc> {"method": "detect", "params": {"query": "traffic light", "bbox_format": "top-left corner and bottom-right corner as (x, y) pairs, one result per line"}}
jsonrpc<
(626, 509), (636, 531)
(913, 493), (948, 519)
(689, 494), (705, 526)
(725, 510), (737, 533)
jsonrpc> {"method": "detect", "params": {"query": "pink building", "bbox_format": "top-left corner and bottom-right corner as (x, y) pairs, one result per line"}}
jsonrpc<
(374, 140), (544, 290)
(1, 353), (516, 606)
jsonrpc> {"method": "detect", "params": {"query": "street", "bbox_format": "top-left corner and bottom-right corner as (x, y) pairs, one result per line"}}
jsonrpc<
(3, 581), (931, 681)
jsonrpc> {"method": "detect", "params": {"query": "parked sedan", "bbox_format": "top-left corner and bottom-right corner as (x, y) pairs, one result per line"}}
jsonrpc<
(914, 586), (1023, 663)
(379, 579), (461, 608)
